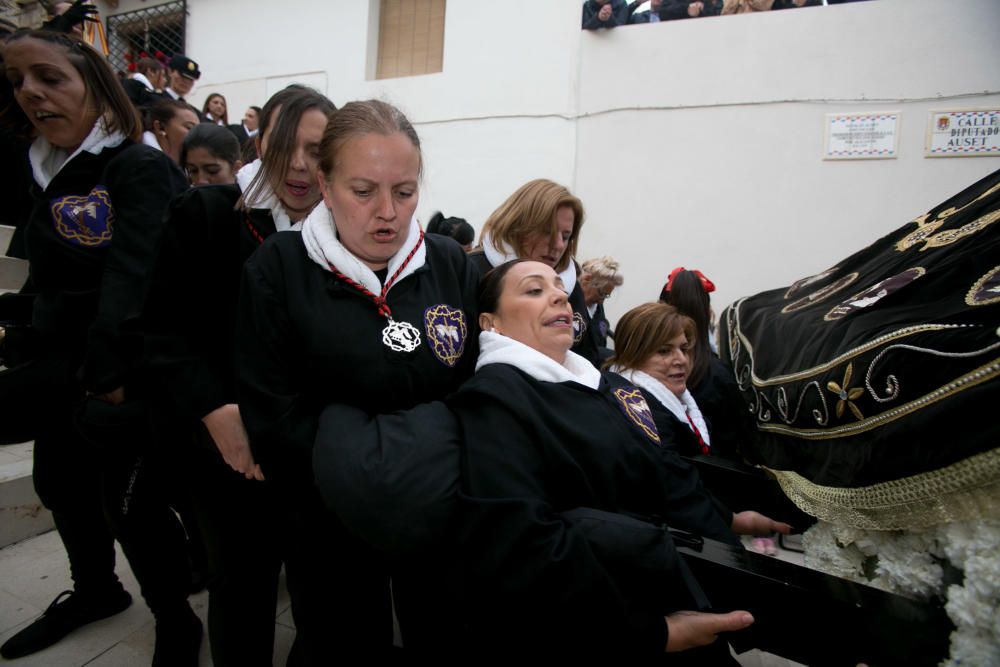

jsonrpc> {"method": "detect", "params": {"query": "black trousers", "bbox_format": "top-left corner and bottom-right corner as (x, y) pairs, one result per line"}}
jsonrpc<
(278, 481), (394, 666)
(188, 428), (282, 667)
(0, 356), (192, 618)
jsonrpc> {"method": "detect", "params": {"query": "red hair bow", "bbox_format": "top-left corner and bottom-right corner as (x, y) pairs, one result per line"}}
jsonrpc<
(663, 267), (715, 294)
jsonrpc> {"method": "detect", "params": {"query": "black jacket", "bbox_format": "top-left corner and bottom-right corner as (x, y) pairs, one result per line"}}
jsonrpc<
(582, 0), (630, 29)
(136, 184), (278, 421)
(24, 139), (187, 392)
(238, 231), (480, 487)
(448, 365), (738, 654)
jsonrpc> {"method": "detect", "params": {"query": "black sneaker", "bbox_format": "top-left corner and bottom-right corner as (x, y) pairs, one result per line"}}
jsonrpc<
(0, 587), (133, 659)
(152, 606), (202, 667)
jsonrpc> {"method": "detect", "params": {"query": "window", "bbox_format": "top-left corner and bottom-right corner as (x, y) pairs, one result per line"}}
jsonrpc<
(375, 0), (446, 80)
(106, 1), (187, 78)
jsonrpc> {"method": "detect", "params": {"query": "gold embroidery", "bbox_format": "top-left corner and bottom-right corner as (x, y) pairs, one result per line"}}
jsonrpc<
(767, 447), (1000, 530)
(827, 362), (864, 421)
(896, 181), (1000, 252)
(919, 208), (1000, 251)
(734, 295), (972, 386)
(757, 357), (999, 439)
(780, 272), (859, 314)
(966, 265), (1000, 306)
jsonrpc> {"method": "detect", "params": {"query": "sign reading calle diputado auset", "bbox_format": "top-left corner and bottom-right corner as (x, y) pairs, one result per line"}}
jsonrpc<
(926, 109), (1000, 157)
(824, 112), (900, 160)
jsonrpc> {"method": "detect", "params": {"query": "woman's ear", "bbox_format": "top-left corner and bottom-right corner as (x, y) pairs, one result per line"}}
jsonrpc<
(479, 313), (496, 332)
(233, 159), (244, 173)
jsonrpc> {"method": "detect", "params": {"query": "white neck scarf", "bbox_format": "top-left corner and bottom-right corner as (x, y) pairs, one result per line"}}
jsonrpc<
(300, 204), (426, 296)
(476, 331), (601, 389)
(132, 72), (154, 91)
(610, 367), (711, 446)
(235, 159), (300, 232)
(480, 230), (578, 294)
(29, 120), (126, 191)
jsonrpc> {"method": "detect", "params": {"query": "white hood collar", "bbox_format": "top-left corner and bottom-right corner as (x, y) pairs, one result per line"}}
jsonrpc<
(476, 330), (600, 389)
(235, 159), (301, 232)
(300, 203), (426, 296)
(30, 120), (126, 191)
(610, 367), (710, 446)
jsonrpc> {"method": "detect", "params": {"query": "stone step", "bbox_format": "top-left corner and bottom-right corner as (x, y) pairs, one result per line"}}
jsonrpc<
(0, 442), (54, 549)
(0, 224), (13, 253)
(0, 256), (28, 293)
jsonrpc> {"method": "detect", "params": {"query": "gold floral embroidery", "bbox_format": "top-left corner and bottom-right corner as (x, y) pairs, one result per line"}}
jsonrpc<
(827, 362), (864, 420)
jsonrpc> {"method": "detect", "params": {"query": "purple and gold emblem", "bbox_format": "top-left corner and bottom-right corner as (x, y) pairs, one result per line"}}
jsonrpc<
(613, 387), (660, 446)
(572, 311), (587, 344)
(824, 267), (926, 321)
(423, 304), (467, 367)
(781, 272), (859, 314)
(50, 186), (114, 248)
(966, 265), (1000, 306)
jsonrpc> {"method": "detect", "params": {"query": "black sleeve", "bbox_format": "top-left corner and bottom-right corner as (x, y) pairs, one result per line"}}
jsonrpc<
(136, 188), (233, 420)
(661, 0), (696, 19)
(312, 401), (461, 558)
(82, 146), (189, 393)
(583, 0), (627, 29)
(453, 374), (669, 653)
(236, 242), (317, 482)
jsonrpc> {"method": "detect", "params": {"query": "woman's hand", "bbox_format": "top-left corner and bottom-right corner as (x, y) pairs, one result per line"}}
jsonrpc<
(731, 510), (792, 536)
(665, 610), (754, 652)
(202, 404), (264, 481)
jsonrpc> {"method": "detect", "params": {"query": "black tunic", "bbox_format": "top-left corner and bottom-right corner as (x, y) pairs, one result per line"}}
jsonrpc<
(447, 364), (738, 655)
(137, 184), (277, 420)
(239, 231), (480, 483)
(25, 140), (188, 391)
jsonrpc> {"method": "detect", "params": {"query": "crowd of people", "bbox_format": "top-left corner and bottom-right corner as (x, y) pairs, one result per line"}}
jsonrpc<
(582, 0), (870, 29)
(1, 7), (800, 666)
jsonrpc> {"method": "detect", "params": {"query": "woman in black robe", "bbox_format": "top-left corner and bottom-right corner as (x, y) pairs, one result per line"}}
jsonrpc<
(447, 259), (784, 658)
(237, 100), (479, 661)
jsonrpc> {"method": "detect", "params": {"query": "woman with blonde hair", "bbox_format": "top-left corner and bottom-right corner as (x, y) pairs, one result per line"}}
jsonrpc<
(473, 179), (601, 365)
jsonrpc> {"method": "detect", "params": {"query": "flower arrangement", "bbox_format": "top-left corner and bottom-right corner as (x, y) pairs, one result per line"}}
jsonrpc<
(802, 519), (1000, 666)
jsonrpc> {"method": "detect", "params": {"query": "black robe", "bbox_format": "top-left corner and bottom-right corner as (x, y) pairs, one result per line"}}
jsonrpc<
(447, 364), (739, 655)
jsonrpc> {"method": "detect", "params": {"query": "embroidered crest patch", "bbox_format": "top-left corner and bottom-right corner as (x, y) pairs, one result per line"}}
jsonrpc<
(572, 312), (587, 344)
(824, 267), (926, 321)
(783, 266), (840, 299)
(613, 387), (661, 445)
(423, 304), (467, 367)
(781, 272), (859, 314)
(50, 186), (114, 248)
(966, 265), (1000, 306)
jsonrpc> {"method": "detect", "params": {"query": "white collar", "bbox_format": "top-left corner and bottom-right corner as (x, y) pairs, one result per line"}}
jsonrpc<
(243, 123), (258, 137)
(29, 120), (127, 191)
(476, 331), (601, 389)
(131, 72), (154, 91)
(235, 159), (301, 232)
(480, 230), (578, 293)
(141, 131), (161, 151)
(300, 203), (426, 296)
(164, 87), (181, 100)
(610, 367), (710, 445)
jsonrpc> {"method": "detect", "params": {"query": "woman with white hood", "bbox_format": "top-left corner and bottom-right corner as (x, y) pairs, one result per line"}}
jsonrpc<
(471, 179), (602, 365)
(447, 259), (790, 660)
(138, 84), (335, 666)
(237, 99), (480, 661)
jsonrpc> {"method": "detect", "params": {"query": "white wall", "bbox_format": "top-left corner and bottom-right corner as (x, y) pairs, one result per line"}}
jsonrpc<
(575, 0), (1000, 317)
(95, 0), (1000, 322)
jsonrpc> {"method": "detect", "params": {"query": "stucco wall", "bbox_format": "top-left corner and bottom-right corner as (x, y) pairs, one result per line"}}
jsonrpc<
(94, 0), (1000, 320)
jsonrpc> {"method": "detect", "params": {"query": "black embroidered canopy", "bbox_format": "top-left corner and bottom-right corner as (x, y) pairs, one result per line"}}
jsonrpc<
(720, 169), (1000, 528)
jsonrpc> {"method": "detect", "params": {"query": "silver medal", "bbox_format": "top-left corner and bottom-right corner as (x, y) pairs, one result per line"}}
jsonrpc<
(382, 318), (421, 352)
